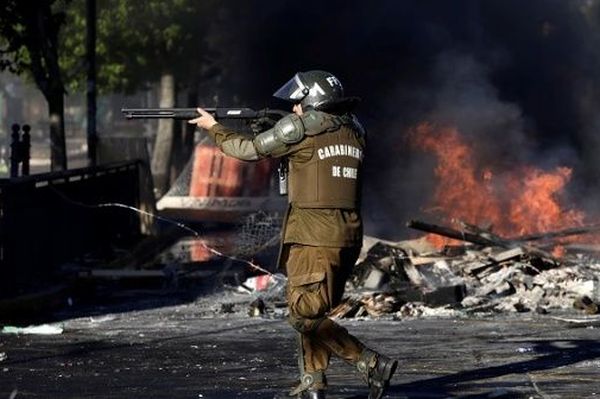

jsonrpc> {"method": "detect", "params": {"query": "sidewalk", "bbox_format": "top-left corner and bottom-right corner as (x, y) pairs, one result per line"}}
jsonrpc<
(1, 292), (599, 398)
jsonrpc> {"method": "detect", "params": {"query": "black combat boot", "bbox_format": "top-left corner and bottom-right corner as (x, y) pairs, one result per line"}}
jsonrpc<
(298, 389), (326, 399)
(289, 371), (327, 399)
(356, 349), (398, 399)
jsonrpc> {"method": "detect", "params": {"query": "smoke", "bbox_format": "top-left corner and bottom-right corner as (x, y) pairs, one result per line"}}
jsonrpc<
(209, 0), (600, 239)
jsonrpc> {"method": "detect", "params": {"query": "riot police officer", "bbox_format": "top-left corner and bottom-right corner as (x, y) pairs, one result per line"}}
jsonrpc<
(189, 70), (397, 399)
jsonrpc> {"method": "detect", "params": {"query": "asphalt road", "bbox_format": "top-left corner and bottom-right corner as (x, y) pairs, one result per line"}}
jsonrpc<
(1, 291), (599, 399)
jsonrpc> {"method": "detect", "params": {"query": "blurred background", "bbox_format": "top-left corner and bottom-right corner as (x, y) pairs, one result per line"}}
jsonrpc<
(3, 0), (600, 240)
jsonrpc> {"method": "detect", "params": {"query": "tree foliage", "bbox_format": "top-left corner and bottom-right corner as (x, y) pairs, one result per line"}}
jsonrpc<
(0, 0), (70, 97)
(60, 0), (219, 94)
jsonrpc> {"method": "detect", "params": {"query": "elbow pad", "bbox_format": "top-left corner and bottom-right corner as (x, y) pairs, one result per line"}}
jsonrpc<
(254, 114), (305, 155)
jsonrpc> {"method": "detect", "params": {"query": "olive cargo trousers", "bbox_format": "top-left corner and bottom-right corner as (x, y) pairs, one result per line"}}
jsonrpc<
(285, 244), (365, 373)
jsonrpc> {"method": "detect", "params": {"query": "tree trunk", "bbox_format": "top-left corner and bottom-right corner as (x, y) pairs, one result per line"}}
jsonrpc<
(183, 84), (199, 157)
(151, 72), (176, 197)
(47, 88), (67, 171)
(168, 85), (198, 186)
(86, 0), (97, 167)
(19, 2), (68, 171)
(169, 114), (182, 184)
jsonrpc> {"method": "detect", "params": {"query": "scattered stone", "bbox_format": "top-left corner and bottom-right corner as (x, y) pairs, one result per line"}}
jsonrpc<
(516, 347), (533, 353)
(220, 303), (235, 314)
(573, 296), (599, 315)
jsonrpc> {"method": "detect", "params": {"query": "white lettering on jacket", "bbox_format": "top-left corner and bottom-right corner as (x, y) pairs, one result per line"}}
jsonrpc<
(317, 144), (362, 161)
(331, 165), (357, 179)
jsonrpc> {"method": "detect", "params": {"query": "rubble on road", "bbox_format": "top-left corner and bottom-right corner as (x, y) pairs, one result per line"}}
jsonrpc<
(333, 220), (600, 319)
(1, 324), (64, 335)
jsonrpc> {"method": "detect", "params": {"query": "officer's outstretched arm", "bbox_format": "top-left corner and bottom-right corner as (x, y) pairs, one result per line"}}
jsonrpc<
(207, 124), (262, 161)
(206, 113), (306, 160)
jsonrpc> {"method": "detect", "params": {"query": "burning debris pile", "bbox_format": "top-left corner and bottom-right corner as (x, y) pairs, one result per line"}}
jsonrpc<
(332, 221), (600, 319)
(324, 121), (600, 319)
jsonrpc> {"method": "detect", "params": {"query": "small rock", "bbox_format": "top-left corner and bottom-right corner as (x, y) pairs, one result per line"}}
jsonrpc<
(535, 306), (548, 314)
(248, 298), (266, 317)
(220, 303), (235, 314)
(574, 296), (599, 315)
(513, 302), (530, 313)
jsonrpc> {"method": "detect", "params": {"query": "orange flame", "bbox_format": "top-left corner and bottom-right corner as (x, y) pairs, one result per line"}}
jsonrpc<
(409, 123), (586, 246)
(509, 167), (584, 235)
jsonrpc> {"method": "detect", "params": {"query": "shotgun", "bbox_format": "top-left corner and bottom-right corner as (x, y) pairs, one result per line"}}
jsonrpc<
(121, 107), (288, 121)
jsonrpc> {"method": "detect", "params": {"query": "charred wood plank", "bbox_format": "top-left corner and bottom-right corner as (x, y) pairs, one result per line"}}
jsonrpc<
(402, 261), (428, 287)
(423, 284), (467, 306)
(490, 247), (525, 263)
(510, 224), (600, 242)
(406, 220), (503, 247)
(409, 256), (450, 266)
(562, 244), (600, 253)
(461, 247), (526, 276)
(394, 285), (466, 306)
(407, 219), (562, 268)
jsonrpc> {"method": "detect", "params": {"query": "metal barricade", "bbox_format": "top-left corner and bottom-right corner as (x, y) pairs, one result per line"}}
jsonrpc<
(0, 161), (142, 297)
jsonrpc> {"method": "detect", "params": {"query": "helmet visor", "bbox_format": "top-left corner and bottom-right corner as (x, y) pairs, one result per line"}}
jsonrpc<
(273, 73), (308, 103)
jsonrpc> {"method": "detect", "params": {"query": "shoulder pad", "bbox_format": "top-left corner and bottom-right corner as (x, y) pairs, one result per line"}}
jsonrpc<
(273, 113), (305, 143)
(253, 113), (305, 155)
(301, 111), (339, 136)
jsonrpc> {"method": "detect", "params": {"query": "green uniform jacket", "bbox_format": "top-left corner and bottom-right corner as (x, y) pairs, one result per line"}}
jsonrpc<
(206, 116), (364, 251)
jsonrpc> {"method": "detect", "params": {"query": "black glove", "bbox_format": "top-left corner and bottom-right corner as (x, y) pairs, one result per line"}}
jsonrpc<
(250, 116), (278, 134)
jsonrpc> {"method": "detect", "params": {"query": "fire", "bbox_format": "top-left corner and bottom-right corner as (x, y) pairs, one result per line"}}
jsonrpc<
(409, 123), (586, 245)
(509, 167), (584, 235)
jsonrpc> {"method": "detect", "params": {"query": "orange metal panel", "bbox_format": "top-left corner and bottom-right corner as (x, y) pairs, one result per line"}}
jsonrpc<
(190, 144), (276, 198)
(190, 146), (218, 197)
